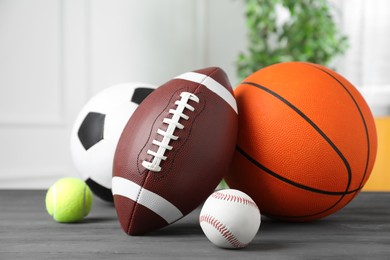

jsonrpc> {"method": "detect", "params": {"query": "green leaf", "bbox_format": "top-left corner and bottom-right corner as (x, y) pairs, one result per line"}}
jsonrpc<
(237, 0), (349, 80)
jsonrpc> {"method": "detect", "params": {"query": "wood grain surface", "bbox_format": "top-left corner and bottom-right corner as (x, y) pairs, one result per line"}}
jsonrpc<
(0, 190), (389, 259)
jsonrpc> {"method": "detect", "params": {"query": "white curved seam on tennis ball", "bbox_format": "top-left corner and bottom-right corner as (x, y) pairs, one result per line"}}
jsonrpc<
(52, 183), (56, 219)
(83, 184), (87, 216)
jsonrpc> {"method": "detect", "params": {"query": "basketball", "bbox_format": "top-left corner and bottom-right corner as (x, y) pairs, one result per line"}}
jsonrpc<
(225, 62), (377, 221)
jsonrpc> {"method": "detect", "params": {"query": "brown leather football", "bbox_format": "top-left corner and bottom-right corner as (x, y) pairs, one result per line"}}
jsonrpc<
(112, 67), (238, 235)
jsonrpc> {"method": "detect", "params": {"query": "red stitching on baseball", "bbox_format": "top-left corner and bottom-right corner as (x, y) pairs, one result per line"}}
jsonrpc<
(212, 192), (258, 209)
(199, 214), (247, 248)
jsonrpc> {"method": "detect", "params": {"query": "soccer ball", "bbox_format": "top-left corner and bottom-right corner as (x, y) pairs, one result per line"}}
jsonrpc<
(70, 82), (156, 202)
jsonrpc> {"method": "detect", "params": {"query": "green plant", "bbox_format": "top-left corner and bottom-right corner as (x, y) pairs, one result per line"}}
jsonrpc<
(237, 0), (349, 80)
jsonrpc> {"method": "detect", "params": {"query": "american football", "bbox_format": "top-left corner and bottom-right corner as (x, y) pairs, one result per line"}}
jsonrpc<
(112, 67), (238, 235)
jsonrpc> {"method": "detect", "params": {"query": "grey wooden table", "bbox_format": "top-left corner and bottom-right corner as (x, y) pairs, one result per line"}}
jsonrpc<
(0, 190), (389, 259)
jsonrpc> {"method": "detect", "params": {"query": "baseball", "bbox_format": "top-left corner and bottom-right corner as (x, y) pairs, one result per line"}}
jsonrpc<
(199, 189), (261, 249)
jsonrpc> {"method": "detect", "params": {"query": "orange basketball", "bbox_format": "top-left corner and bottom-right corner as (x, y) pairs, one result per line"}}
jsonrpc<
(225, 62), (377, 221)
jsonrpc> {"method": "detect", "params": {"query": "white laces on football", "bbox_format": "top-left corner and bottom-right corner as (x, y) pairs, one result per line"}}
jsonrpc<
(142, 92), (200, 172)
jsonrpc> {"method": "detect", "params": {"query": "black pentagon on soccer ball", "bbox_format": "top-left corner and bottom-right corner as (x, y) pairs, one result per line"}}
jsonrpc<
(131, 87), (155, 105)
(78, 112), (106, 150)
(85, 178), (113, 202)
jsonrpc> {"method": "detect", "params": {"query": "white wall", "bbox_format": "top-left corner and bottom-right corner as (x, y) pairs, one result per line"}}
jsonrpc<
(0, 0), (245, 188)
(335, 0), (390, 116)
(0, 0), (389, 188)
(0, 0), (88, 188)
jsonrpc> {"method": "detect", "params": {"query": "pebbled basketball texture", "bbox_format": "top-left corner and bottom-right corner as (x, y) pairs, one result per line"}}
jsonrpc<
(113, 67), (238, 235)
(225, 62), (377, 222)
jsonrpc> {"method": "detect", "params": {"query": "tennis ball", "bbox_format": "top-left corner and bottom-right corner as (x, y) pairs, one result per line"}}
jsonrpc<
(46, 177), (93, 223)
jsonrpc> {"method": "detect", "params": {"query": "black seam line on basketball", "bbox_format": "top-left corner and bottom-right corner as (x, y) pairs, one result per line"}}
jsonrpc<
(261, 185), (359, 219)
(236, 145), (357, 196)
(237, 145), (358, 219)
(303, 63), (370, 191)
(242, 82), (354, 219)
(242, 81), (352, 194)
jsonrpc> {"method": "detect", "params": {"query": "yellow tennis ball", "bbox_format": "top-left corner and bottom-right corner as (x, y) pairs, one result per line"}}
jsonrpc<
(46, 177), (93, 223)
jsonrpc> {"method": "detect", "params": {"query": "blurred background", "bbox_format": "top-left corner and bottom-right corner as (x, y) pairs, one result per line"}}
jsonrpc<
(0, 0), (389, 190)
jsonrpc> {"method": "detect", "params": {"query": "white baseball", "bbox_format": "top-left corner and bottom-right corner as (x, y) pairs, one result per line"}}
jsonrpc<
(199, 189), (261, 249)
